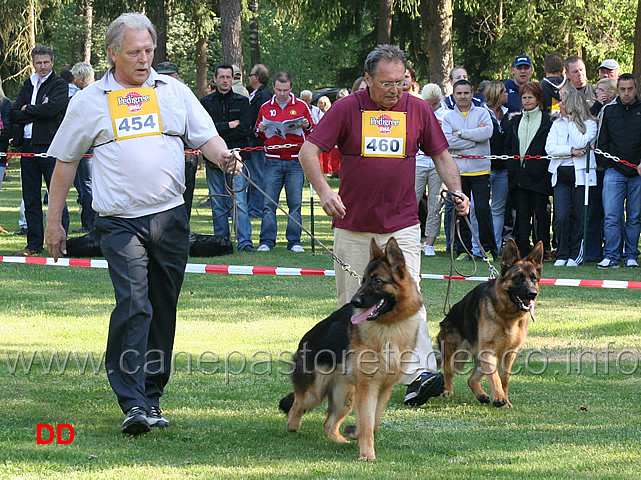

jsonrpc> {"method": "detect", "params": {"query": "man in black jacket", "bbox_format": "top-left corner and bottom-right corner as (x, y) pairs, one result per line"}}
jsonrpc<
(11, 45), (69, 256)
(596, 73), (641, 269)
(247, 64), (272, 217)
(201, 63), (255, 252)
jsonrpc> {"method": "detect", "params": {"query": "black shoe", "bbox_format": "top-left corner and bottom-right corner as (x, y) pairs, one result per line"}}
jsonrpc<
(148, 406), (169, 428)
(404, 372), (445, 406)
(239, 245), (257, 252)
(13, 227), (28, 236)
(122, 407), (150, 434)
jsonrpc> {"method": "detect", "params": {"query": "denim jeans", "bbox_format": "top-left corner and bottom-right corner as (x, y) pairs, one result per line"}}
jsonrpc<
(602, 168), (641, 262)
(245, 140), (266, 217)
(490, 169), (509, 251)
(205, 163), (253, 251)
(259, 158), (304, 249)
(455, 174), (497, 257)
(21, 143), (69, 250)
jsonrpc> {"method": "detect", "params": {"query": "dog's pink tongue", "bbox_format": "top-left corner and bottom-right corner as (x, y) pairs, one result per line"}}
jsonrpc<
(529, 301), (536, 322)
(351, 305), (376, 324)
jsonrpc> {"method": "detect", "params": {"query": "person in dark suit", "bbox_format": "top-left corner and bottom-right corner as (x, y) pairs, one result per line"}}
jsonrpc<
(11, 45), (69, 256)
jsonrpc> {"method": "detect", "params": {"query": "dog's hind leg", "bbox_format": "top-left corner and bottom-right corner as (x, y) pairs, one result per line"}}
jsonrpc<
(287, 385), (325, 432)
(324, 381), (354, 443)
(439, 334), (458, 397)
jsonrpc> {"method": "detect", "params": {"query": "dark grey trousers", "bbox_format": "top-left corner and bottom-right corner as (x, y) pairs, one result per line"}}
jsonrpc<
(95, 205), (190, 413)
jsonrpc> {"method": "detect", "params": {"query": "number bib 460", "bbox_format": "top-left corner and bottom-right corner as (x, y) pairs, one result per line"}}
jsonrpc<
(108, 87), (162, 141)
(361, 110), (407, 158)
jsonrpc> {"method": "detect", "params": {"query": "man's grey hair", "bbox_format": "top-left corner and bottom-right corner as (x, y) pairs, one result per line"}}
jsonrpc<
(364, 44), (407, 78)
(31, 45), (54, 62)
(300, 90), (312, 100)
(105, 13), (157, 66)
(71, 62), (94, 82)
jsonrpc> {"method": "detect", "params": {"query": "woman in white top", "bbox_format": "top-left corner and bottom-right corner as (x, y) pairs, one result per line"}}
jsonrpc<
(545, 88), (597, 266)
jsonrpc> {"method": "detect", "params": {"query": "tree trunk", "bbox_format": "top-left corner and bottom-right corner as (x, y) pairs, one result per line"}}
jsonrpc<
(196, 35), (208, 98)
(28, 0), (36, 51)
(377, 0), (393, 45)
(422, 0), (453, 93)
(146, 0), (167, 67)
(634, 0), (641, 79)
(84, 0), (93, 63)
(248, 0), (260, 66)
(220, 0), (244, 76)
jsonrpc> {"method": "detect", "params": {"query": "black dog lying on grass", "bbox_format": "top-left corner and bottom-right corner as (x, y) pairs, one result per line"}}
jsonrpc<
(65, 230), (233, 258)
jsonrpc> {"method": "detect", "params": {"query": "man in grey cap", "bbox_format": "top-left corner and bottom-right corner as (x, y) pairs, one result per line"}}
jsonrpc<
(157, 61), (179, 78)
(232, 64), (249, 98)
(598, 59), (620, 80)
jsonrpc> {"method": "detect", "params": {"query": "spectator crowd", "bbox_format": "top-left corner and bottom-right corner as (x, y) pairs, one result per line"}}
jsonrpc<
(0, 45), (639, 269)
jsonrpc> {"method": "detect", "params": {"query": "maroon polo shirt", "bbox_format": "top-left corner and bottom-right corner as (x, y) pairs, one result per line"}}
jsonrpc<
(308, 89), (448, 233)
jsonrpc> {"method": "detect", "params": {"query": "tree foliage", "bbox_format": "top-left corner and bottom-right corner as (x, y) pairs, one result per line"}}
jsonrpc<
(0, 0), (638, 99)
(453, 0), (636, 84)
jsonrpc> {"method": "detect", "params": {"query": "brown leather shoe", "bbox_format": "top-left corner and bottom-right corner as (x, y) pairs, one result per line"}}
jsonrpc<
(12, 248), (43, 256)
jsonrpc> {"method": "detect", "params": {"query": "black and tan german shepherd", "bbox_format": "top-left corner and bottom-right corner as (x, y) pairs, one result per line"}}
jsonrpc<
(279, 237), (422, 461)
(438, 238), (543, 408)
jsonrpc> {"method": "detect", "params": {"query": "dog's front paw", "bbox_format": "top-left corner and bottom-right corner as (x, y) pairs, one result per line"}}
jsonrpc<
(441, 390), (453, 397)
(358, 453), (377, 462)
(477, 394), (491, 404)
(492, 398), (508, 407)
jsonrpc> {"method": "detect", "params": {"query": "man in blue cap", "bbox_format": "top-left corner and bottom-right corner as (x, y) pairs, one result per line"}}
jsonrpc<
(504, 55), (534, 113)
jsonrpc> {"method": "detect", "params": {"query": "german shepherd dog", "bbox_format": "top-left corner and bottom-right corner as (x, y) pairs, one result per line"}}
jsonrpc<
(279, 237), (423, 461)
(438, 238), (543, 408)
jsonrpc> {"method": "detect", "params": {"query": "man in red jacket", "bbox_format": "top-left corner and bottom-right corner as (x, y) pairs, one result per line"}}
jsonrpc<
(254, 71), (313, 252)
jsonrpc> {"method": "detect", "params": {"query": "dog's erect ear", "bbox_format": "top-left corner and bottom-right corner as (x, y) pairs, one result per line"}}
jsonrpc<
(370, 238), (384, 261)
(384, 237), (406, 271)
(525, 241), (545, 270)
(500, 238), (520, 272)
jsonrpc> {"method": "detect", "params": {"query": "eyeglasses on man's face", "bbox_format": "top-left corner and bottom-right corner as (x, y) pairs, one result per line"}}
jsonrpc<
(375, 80), (408, 90)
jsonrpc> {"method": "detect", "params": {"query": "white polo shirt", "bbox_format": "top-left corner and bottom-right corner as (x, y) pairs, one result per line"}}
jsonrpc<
(48, 68), (218, 218)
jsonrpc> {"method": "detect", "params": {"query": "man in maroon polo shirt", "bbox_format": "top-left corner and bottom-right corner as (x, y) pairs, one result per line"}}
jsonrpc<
(299, 44), (470, 407)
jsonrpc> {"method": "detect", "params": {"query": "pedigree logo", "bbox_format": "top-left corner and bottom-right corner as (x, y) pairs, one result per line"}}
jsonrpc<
(37, 424), (75, 444)
(116, 91), (151, 114)
(370, 114), (400, 134)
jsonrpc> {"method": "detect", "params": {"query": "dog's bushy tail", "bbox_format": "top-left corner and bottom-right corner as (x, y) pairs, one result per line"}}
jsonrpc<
(279, 392), (295, 414)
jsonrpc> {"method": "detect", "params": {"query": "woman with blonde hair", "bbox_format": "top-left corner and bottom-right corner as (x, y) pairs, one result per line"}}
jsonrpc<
(316, 96), (331, 114)
(545, 87), (597, 266)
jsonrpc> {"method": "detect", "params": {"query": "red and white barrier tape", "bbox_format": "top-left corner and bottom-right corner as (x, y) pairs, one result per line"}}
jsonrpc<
(1, 255), (640, 289)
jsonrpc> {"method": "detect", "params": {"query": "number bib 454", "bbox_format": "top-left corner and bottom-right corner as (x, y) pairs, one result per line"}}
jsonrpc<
(108, 87), (162, 141)
(361, 110), (407, 158)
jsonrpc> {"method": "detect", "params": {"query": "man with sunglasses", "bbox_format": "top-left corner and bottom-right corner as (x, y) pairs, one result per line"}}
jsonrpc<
(299, 44), (470, 407)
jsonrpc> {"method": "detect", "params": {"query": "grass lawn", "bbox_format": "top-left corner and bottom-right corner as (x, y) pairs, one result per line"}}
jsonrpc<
(1, 160), (640, 479)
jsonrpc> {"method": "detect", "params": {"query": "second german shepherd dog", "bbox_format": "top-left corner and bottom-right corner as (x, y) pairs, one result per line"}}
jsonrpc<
(438, 238), (543, 408)
(279, 237), (423, 461)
